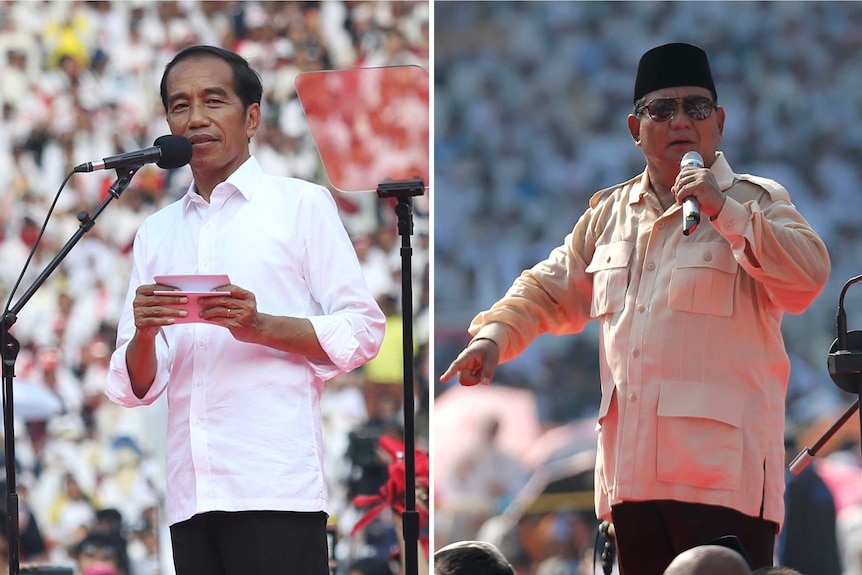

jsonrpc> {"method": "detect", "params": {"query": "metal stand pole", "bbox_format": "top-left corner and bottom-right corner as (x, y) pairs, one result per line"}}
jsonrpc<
(377, 178), (425, 575)
(2, 167), (137, 575)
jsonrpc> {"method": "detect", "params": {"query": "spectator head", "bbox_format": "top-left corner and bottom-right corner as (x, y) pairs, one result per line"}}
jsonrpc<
(160, 45), (263, 113)
(73, 532), (122, 574)
(94, 508), (124, 534)
(663, 544), (752, 575)
(434, 540), (515, 575)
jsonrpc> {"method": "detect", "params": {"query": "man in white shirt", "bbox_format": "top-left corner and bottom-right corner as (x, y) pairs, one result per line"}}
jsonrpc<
(105, 45), (385, 575)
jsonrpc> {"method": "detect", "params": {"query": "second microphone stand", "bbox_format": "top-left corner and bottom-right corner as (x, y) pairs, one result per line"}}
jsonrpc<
(376, 177), (425, 575)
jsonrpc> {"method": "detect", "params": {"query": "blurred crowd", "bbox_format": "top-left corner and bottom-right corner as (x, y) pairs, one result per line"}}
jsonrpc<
(0, 1), (428, 574)
(434, 2), (862, 574)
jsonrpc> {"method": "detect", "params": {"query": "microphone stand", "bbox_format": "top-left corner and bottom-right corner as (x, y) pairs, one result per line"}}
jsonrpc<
(790, 274), (862, 476)
(789, 399), (859, 475)
(376, 177), (425, 575)
(2, 167), (139, 575)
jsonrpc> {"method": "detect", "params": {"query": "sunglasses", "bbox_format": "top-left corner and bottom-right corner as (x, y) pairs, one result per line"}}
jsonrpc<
(635, 96), (717, 122)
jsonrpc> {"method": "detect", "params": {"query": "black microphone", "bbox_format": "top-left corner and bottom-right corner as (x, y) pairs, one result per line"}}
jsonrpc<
(73, 135), (192, 173)
(827, 274), (862, 393)
(680, 151), (703, 236)
(790, 274), (862, 475)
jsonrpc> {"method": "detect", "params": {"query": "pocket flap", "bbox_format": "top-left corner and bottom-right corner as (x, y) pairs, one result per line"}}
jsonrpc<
(657, 381), (744, 428)
(675, 242), (737, 273)
(586, 242), (634, 273)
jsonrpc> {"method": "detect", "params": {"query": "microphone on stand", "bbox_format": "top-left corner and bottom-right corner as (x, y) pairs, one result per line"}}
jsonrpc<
(680, 151), (703, 236)
(73, 135), (192, 173)
(790, 274), (862, 475)
(827, 274), (862, 394)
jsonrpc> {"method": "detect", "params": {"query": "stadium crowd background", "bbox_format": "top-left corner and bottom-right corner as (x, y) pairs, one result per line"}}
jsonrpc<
(0, 1), (428, 574)
(434, 2), (862, 574)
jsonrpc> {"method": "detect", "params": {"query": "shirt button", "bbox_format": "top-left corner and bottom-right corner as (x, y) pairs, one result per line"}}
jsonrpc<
(632, 349), (640, 358)
(198, 339), (206, 346)
(725, 221), (733, 230)
(703, 252), (713, 262)
(658, 222), (665, 229)
(628, 392), (638, 402)
(646, 262), (656, 271)
(637, 304), (645, 313)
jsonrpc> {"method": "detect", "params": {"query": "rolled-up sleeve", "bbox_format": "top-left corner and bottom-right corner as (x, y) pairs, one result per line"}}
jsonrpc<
(303, 188), (385, 379)
(105, 335), (172, 406)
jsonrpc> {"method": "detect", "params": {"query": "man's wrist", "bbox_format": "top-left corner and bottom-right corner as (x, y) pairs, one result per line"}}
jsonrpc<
(470, 322), (509, 354)
(710, 196), (727, 221)
(470, 336), (498, 348)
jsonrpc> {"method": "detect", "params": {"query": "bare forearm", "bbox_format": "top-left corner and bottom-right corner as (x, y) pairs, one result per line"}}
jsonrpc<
(249, 314), (328, 360)
(126, 331), (158, 399)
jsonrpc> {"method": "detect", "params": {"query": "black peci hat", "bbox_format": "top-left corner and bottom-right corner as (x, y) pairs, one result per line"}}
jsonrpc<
(633, 43), (716, 103)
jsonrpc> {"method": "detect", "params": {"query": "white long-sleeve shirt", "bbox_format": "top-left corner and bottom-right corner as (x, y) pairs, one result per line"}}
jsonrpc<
(106, 156), (384, 526)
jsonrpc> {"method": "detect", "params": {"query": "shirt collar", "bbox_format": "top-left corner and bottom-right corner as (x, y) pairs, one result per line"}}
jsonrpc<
(181, 155), (263, 213)
(632, 150), (734, 205)
(708, 151), (735, 191)
(631, 174), (650, 205)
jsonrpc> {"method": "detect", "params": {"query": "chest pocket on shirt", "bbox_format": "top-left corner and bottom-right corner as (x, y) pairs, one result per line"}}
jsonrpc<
(585, 241), (634, 318)
(668, 242), (738, 316)
(656, 381), (744, 491)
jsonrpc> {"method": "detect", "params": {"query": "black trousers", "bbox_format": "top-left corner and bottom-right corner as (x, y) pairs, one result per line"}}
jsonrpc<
(170, 510), (330, 575)
(610, 500), (776, 575)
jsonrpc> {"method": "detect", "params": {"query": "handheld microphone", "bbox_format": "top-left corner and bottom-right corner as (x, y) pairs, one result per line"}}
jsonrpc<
(73, 135), (193, 173)
(680, 151), (703, 236)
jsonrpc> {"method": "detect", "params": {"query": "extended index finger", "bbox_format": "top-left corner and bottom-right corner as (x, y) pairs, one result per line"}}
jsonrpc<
(439, 356), (469, 383)
(439, 347), (484, 383)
